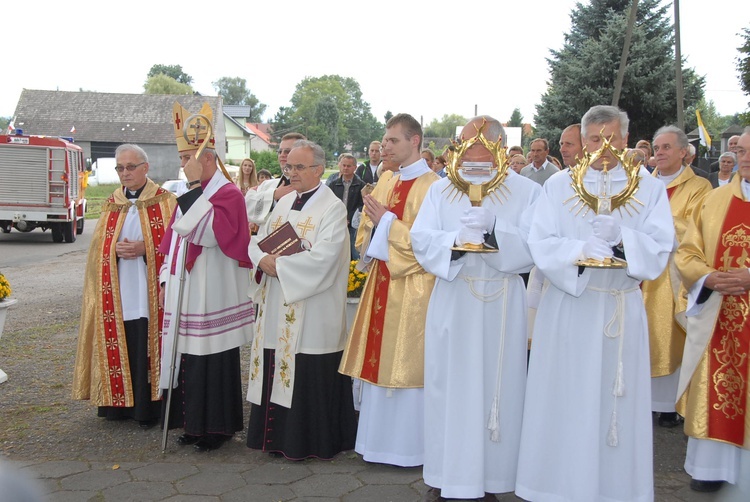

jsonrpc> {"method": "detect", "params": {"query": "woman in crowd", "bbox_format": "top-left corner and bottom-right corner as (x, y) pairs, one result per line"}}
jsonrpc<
(235, 158), (258, 195)
(709, 152), (737, 188)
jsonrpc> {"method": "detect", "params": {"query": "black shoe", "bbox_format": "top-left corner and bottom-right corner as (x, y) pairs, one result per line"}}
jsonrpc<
(690, 479), (724, 492)
(193, 434), (228, 452)
(268, 451), (284, 458)
(176, 434), (200, 446)
(658, 412), (683, 428)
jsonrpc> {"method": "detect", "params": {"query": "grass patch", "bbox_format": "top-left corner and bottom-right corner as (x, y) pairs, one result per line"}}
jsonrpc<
(83, 184), (119, 219)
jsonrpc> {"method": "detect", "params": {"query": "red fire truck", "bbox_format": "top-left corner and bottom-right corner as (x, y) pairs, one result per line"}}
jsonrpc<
(0, 131), (87, 243)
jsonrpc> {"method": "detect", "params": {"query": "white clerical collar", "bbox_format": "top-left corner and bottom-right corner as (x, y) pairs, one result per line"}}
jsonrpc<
(742, 179), (750, 201)
(656, 165), (685, 186)
(398, 158), (431, 181)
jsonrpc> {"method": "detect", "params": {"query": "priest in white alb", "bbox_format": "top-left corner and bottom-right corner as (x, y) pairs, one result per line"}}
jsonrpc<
(516, 105), (674, 502)
(246, 139), (357, 460)
(411, 116), (541, 500)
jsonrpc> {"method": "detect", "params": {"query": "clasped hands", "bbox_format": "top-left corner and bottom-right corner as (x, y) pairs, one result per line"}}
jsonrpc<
(705, 269), (750, 296)
(115, 238), (146, 260)
(455, 206), (494, 246)
(582, 215), (622, 261)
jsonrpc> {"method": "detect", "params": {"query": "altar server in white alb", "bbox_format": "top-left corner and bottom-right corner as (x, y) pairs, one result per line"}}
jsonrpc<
(246, 140), (357, 459)
(158, 102), (255, 453)
(411, 116), (541, 500)
(516, 105), (674, 501)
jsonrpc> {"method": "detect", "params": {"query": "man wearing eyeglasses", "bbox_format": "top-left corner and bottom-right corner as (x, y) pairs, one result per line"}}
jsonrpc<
(246, 132), (306, 225)
(73, 144), (176, 430)
(158, 102), (255, 453)
(247, 140), (357, 460)
(340, 113), (439, 467)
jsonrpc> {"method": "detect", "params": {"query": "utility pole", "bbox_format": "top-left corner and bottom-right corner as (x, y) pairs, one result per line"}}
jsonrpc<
(612, 0), (639, 107)
(674, 0), (685, 129)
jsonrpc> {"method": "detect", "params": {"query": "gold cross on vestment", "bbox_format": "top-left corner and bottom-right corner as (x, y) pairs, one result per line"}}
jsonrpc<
(296, 217), (316, 238)
(271, 216), (284, 231)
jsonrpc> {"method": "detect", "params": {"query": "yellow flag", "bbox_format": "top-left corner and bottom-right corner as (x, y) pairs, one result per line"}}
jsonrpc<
(696, 110), (712, 150)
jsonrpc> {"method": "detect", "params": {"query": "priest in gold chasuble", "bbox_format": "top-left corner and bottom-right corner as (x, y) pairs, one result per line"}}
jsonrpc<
(339, 113), (438, 467)
(641, 126), (711, 427)
(675, 129), (750, 492)
(73, 144), (176, 427)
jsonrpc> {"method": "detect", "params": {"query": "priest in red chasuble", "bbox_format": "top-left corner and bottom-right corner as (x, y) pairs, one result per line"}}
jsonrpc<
(73, 144), (176, 428)
(675, 128), (750, 493)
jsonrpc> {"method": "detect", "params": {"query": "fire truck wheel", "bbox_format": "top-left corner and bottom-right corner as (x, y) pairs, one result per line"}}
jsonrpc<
(76, 218), (84, 235)
(63, 220), (76, 243)
(51, 224), (64, 243)
(1, 223), (11, 233)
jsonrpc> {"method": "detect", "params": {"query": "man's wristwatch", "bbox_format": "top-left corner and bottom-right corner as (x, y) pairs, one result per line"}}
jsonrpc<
(186, 179), (201, 189)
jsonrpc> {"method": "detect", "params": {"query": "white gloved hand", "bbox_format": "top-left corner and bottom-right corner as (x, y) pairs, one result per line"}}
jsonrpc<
(581, 235), (614, 261)
(591, 214), (622, 246)
(456, 226), (485, 246)
(459, 206), (495, 234)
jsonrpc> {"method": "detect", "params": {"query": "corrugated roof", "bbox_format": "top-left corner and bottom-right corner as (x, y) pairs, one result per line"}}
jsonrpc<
(13, 89), (223, 144)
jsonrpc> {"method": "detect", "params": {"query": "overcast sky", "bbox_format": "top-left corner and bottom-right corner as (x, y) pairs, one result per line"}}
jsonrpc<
(3, 0), (746, 128)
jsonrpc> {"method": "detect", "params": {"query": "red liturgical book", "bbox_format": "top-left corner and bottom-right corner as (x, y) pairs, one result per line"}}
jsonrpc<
(257, 221), (305, 256)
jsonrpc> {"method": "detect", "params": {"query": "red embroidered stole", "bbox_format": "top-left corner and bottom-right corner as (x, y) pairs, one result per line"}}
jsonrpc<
(709, 195), (750, 445)
(100, 194), (169, 406)
(359, 178), (417, 382)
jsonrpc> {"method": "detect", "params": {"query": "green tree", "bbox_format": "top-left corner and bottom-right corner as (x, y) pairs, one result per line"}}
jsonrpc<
(424, 114), (468, 139)
(212, 77), (267, 121)
(287, 75), (383, 157)
(250, 150), (281, 177)
(508, 108), (524, 127)
(0, 117), (9, 132)
(143, 74), (193, 95)
(269, 106), (301, 143)
(384, 111), (393, 123)
(737, 27), (750, 124)
(147, 64), (193, 85)
(534, 0), (705, 155)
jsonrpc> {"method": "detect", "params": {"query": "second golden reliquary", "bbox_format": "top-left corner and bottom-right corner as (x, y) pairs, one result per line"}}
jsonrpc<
(564, 135), (644, 268)
(443, 123), (511, 253)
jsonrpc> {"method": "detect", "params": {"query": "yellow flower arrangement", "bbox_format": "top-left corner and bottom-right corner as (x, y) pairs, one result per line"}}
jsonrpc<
(0, 272), (11, 301)
(347, 261), (368, 298)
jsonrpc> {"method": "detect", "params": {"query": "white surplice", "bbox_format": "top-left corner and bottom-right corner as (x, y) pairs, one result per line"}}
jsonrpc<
(158, 171), (254, 390)
(246, 183), (350, 408)
(411, 171), (541, 499)
(245, 177), (284, 225)
(516, 166), (674, 502)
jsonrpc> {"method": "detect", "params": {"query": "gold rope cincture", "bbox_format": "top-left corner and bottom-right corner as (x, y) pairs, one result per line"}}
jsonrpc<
(586, 285), (639, 446)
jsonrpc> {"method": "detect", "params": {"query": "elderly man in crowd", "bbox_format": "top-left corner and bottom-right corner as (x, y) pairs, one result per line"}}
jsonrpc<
(675, 128), (750, 493)
(412, 116), (541, 500)
(73, 144), (176, 428)
(159, 102), (254, 452)
(558, 123), (583, 169)
(642, 125), (711, 429)
(247, 140), (357, 460)
(356, 140), (382, 185)
(516, 105), (674, 502)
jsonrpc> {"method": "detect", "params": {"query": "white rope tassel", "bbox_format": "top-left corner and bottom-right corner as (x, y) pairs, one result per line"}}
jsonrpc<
(487, 396), (500, 442)
(607, 409), (619, 447)
(613, 359), (625, 397)
(486, 277), (509, 443)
